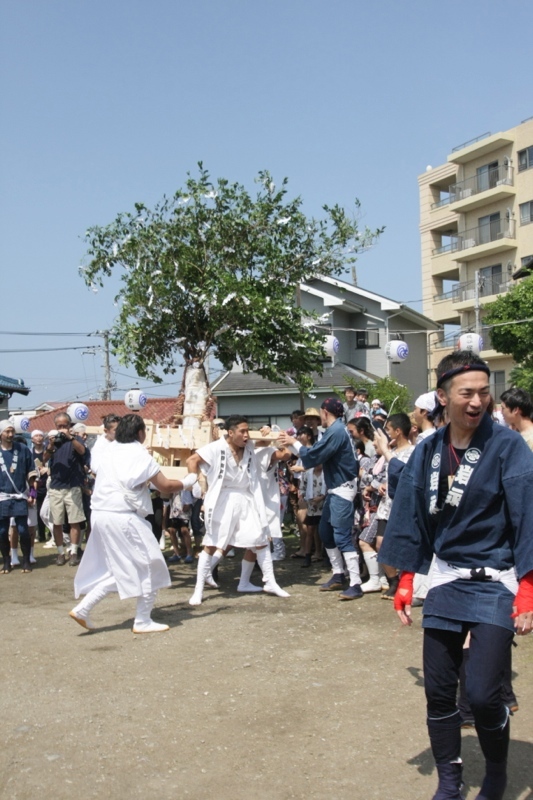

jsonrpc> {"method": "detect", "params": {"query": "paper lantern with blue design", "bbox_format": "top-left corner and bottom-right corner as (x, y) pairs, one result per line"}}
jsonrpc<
(67, 403), (90, 422)
(386, 340), (409, 362)
(323, 335), (340, 359)
(10, 415), (30, 434)
(125, 390), (148, 411)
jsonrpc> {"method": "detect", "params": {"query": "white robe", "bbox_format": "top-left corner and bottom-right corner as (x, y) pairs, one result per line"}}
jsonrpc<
(89, 434), (113, 474)
(197, 438), (269, 550)
(74, 441), (170, 600)
(256, 446), (282, 539)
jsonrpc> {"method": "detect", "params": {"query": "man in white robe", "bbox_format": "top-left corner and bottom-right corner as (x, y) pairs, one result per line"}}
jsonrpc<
(70, 414), (197, 634)
(89, 413), (121, 475)
(186, 416), (290, 605)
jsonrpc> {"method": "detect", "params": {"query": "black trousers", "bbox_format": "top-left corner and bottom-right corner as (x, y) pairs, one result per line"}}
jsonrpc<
(423, 623), (513, 765)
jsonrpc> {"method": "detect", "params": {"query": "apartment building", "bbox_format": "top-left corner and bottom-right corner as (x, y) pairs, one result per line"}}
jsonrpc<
(419, 117), (533, 397)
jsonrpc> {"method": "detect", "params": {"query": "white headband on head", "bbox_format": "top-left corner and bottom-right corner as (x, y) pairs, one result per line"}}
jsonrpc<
(31, 429), (44, 438)
(0, 419), (15, 434)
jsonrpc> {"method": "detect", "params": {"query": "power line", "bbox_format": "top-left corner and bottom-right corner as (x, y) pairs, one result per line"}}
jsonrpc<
(0, 346), (92, 353)
(0, 330), (92, 336)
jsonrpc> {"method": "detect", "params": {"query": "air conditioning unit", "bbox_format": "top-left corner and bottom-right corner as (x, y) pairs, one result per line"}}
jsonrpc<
(462, 238), (476, 249)
(459, 188), (474, 199)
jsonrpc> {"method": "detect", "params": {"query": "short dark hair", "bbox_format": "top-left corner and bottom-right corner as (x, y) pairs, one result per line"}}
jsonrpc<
(500, 387), (533, 419)
(224, 415), (248, 431)
(297, 425), (316, 444)
(351, 436), (365, 456)
(115, 414), (146, 443)
(54, 411), (72, 426)
(344, 386), (355, 394)
(386, 412), (411, 438)
(103, 414), (122, 429)
(355, 417), (375, 440)
(291, 409), (305, 419)
(436, 351), (490, 392)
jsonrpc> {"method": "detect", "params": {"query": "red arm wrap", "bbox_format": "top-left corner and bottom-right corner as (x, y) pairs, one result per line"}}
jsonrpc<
(393, 571), (415, 612)
(511, 571), (533, 618)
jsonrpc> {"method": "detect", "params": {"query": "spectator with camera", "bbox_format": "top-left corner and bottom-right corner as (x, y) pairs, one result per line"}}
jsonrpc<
(43, 412), (87, 566)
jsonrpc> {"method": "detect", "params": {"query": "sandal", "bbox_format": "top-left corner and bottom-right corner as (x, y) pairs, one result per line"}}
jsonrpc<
(290, 553), (305, 559)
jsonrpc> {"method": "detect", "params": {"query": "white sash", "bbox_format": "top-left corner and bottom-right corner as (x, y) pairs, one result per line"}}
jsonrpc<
(431, 556), (518, 595)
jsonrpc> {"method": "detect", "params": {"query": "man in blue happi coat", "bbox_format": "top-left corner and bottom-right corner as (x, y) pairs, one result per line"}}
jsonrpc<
(379, 351), (533, 800)
(0, 419), (37, 573)
(279, 397), (362, 600)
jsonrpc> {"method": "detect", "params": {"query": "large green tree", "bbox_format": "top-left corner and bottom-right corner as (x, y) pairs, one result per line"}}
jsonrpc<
(483, 276), (533, 392)
(81, 165), (383, 420)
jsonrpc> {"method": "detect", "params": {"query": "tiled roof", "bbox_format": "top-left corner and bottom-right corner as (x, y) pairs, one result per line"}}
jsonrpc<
(0, 374), (30, 396)
(27, 397), (180, 432)
(212, 362), (379, 395)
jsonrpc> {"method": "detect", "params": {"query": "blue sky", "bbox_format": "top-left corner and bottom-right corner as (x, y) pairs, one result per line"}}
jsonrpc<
(1, 0), (531, 409)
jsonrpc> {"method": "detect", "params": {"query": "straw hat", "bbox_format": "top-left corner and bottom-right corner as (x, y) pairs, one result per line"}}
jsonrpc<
(303, 407), (321, 419)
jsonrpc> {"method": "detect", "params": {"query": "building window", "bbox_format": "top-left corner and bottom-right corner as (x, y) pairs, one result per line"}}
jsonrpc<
(479, 264), (503, 297)
(478, 212), (500, 244)
(519, 201), (533, 225)
(518, 146), (533, 172)
(490, 371), (506, 401)
(476, 161), (498, 192)
(356, 330), (380, 349)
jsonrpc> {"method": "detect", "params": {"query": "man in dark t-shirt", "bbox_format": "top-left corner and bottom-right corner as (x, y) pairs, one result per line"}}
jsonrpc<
(43, 412), (86, 566)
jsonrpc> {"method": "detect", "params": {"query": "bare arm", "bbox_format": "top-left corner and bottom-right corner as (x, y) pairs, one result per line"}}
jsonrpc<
(186, 453), (206, 474)
(150, 471), (185, 495)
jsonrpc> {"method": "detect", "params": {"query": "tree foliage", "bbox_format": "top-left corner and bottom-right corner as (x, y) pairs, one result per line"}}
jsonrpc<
(81, 165), (383, 392)
(339, 375), (412, 414)
(483, 276), (533, 367)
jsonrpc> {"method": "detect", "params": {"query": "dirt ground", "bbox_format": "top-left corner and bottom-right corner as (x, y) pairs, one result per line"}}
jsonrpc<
(1, 540), (532, 800)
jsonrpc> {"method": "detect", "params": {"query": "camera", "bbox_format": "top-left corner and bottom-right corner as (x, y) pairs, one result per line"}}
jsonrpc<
(53, 432), (70, 447)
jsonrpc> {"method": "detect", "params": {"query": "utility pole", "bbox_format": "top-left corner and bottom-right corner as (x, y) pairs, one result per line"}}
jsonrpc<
(93, 330), (115, 400)
(474, 269), (481, 338)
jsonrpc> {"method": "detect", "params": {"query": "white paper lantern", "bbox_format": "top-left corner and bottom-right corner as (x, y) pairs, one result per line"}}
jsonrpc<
(323, 335), (340, 359)
(458, 333), (483, 355)
(67, 403), (89, 422)
(10, 415), (30, 433)
(125, 389), (148, 411)
(386, 340), (409, 362)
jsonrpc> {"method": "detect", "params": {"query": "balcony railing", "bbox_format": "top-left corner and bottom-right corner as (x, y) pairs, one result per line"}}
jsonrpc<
(433, 332), (462, 350)
(458, 218), (516, 251)
(451, 133), (491, 153)
(434, 285), (460, 302)
(452, 277), (512, 303)
(431, 195), (452, 210)
(433, 236), (461, 255)
(449, 165), (514, 202)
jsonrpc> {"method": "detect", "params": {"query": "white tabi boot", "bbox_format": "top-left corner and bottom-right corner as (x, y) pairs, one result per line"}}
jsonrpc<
(255, 547), (290, 597)
(362, 551), (381, 592)
(189, 551), (212, 606)
(237, 558), (263, 592)
(69, 576), (116, 630)
(10, 548), (20, 567)
(206, 550), (222, 588)
(133, 592), (169, 633)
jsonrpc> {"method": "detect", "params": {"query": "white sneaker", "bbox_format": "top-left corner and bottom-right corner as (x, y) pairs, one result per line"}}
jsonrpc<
(361, 577), (382, 593)
(132, 620), (169, 633)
